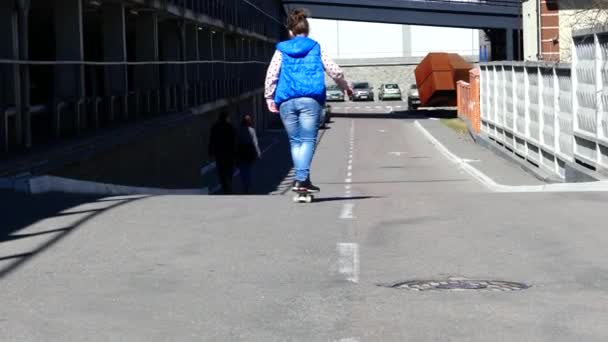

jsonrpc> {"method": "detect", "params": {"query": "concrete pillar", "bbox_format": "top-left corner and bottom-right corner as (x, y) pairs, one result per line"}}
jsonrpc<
(186, 24), (200, 106)
(102, 2), (128, 119)
(198, 28), (212, 103)
(402, 25), (412, 58)
(0, 0), (21, 150)
(54, 0), (85, 135)
(506, 29), (514, 61)
(16, 0), (31, 147)
(210, 30), (222, 100)
(159, 19), (180, 112)
(135, 12), (160, 114)
(178, 21), (188, 111)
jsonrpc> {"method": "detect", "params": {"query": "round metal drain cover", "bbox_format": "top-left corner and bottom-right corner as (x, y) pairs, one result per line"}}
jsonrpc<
(385, 278), (529, 292)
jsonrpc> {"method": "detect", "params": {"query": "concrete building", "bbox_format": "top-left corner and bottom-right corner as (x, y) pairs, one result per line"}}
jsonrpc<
(0, 0), (285, 158)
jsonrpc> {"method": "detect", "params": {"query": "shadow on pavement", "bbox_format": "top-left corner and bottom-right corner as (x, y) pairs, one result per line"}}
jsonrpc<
(319, 179), (470, 185)
(0, 190), (146, 279)
(313, 195), (381, 203)
(332, 109), (457, 120)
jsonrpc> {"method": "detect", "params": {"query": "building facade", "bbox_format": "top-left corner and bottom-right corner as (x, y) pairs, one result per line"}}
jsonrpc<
(523, 0), (607, 61)
(0, 0), (285, 157)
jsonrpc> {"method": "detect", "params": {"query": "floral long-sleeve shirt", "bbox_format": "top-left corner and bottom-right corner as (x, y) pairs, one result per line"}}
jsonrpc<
(264, 49), (349, 103)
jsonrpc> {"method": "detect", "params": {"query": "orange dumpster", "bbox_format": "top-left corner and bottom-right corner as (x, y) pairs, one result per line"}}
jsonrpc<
(414, 53), (473, 107)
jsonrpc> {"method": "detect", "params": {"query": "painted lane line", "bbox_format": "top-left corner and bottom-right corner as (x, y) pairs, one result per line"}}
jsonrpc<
(345, 184), (352, 190)
(345, 178), (352, 183)
(347, 165), (353, 171)
(337, 242), (359, 283)
(414, 120), (608, 193)
(340, 203), (354, 219)
(347, 172), (352, 178)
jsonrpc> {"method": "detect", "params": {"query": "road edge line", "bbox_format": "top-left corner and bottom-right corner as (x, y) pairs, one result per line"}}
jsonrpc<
(413, 120), (608, 193)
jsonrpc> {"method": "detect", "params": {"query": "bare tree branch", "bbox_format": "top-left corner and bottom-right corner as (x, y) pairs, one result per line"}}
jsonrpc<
(558, 0), (608, 61)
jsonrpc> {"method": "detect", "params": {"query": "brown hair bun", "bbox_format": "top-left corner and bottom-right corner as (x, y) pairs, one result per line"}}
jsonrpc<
(288, 8), (310, 36)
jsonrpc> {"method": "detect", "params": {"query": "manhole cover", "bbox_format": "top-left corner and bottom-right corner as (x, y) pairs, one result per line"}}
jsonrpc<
(382, 278), (529, 292)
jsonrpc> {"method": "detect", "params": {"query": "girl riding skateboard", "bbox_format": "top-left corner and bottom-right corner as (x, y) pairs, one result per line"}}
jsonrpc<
(264, 8), (352, 194)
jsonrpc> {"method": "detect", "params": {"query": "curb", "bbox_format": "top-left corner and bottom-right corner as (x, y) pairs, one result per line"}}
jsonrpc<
(414, 120), (608, 193)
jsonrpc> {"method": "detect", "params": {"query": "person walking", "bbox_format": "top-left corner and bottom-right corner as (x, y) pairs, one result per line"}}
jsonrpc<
(236, 114), (262, 194)
(208, 110), (236, 194)
(264, 8), (352, 193)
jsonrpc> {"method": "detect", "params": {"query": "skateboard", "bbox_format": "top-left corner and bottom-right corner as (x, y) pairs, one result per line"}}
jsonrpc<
(292, 189), (315, 203)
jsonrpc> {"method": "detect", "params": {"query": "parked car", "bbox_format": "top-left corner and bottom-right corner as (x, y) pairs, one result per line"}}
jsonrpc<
(349, 82), (374, 101)
(407, 84), (420, 110)
(378, 83), (402, 101)
(326, 85), (345, 102)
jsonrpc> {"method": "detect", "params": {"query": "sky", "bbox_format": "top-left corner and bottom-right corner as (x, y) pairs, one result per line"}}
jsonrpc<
(308, 19), (479, 59)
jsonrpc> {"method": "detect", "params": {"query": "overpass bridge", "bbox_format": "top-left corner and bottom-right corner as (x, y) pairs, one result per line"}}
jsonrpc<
(283, 0), (521, 60)
(283, 0), (521, 30)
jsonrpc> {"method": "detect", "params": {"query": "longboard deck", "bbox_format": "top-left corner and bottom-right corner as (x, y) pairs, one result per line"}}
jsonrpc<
(292, 189), (316, 203)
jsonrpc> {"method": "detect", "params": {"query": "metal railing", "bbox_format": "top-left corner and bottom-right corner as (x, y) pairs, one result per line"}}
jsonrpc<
(0, 59), (271, 155)
(479, 27), (608, 178)
(480, 62), (574, 178)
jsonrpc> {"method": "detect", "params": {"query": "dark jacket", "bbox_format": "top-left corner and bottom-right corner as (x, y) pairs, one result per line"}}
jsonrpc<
(209, 120), (236, 161)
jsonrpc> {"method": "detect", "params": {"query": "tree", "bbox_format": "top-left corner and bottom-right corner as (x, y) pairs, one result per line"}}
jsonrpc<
(559, 0), (608, 61)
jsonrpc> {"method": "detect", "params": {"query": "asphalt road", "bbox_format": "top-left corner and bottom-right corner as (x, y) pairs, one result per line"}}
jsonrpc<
(2, 101), (608, 341)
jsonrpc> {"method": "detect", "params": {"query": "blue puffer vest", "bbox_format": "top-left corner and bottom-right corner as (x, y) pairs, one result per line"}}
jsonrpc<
(274, 36), (326, 107)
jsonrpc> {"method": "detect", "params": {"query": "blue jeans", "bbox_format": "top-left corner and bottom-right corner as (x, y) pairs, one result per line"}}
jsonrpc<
(279, 97), (322, 182)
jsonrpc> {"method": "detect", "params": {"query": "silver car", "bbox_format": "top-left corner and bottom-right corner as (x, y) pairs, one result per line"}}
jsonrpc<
(379, 83), (402, 101)
(407, 84), (420, 110)
(326, 85), (345, 102)
(349, 82), (374, 101)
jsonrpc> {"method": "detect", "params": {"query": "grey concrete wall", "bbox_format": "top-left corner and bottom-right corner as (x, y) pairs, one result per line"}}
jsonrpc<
(52, 93), (269, 189)
(326, 64), (417, 97)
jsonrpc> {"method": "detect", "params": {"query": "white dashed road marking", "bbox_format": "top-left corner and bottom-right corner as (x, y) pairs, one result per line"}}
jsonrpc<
(341, 119), (356, 219)
(337, 242), (359, 283)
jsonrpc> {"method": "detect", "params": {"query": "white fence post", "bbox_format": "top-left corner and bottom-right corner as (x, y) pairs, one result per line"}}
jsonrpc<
(524, 65), (531, 158)
(595, 32), (602, 166)
(599, 33), (608, 169)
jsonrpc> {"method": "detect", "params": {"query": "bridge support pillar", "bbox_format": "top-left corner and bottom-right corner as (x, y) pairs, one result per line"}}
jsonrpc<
(506, 28), (514, 61)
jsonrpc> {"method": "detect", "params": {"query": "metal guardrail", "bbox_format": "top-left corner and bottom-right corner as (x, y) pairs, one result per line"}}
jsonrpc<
(479, 28), (608, 179)
(480, 62), (575, 179)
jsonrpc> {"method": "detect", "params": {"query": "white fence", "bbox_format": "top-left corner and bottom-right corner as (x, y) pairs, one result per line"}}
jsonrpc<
(480, 27), (608, 179)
